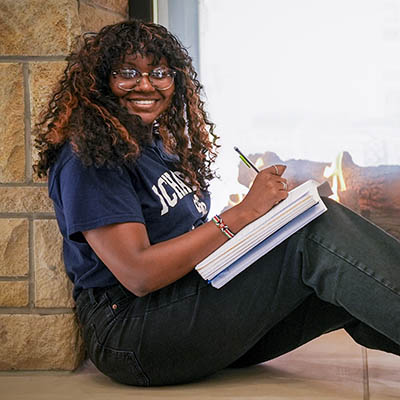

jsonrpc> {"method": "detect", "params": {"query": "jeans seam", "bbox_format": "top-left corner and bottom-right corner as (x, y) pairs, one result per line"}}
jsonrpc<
(307, 233), (400, 296)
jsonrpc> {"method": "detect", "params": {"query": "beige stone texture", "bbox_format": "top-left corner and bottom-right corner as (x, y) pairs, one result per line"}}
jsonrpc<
(0, 186), (53, 213)
(0, 313), (84, 370)
(34, 220), (74, 308)
(83, 0), (128, 15)
(0, 0), (81, 56)
(0, 219), (29, 277)
(80, 1), (127, 33)
(0, 64), (25, 183)
(30, 62), (68, 179)
(0, 281), (29, 307)
(30, 62), (67, 129)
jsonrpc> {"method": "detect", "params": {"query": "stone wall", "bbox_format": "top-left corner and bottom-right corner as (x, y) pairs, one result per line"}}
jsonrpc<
(0, 0), (128, 371)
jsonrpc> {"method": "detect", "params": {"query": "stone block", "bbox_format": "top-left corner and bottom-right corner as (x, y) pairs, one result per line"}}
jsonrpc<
(30, 62), (67, 180)
(0, 281), (29, 307)
(0, 0), (80, 56)
(80, 1), (126, 33)
(34, 220), (74, 308)
(0, 219), (29, 277)
(30, 61), (66, 183)
(0, 63), (25, 183)
(0, 313), (84, 370)
(0, 186), (53, 213)
(85, 0), (128, 15)
(30, 62), (67, 129)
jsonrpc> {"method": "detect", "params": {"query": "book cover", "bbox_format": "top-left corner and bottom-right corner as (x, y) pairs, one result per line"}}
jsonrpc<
(195, 180), (328, 288)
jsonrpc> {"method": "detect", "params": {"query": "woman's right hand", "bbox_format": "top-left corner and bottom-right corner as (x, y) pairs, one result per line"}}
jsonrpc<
(237, 164), (289, 223)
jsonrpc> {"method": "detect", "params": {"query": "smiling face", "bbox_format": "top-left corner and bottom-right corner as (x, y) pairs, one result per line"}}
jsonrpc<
(109, 53), (175, 125)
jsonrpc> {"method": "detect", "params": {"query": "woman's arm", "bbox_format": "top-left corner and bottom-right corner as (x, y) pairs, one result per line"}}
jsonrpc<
(83, 165), (288, 296)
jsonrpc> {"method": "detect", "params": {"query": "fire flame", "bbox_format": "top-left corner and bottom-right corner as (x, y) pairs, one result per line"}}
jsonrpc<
(323, 152), (347, 202)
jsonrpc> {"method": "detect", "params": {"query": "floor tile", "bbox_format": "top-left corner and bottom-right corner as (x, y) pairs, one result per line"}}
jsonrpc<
(0, 330), (366, 400)
(367, 348), (400, 400)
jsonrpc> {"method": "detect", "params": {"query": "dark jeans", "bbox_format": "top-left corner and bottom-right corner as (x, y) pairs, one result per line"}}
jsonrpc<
(75, 198), (400, 386)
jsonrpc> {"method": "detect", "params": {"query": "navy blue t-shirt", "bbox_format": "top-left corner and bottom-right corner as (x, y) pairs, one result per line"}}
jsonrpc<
(48, 138), (210, 299)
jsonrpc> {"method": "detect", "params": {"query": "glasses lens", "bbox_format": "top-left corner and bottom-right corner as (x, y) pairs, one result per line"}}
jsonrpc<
(149, 68), (175, 89)
(114, 68), (175, 90)
(119, 69), (139, 79)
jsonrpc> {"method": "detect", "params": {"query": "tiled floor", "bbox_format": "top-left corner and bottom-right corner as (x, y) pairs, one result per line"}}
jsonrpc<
(1, 330), (399, 400)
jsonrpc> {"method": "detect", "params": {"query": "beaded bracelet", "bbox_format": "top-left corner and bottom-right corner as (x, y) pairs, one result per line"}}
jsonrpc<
(212, 214), (235, 239)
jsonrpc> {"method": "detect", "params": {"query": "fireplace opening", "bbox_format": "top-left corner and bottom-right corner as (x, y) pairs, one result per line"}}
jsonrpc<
(228, 151), (400, 241)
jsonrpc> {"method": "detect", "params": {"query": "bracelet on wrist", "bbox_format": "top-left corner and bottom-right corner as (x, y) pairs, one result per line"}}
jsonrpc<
(212, 214), (235, 239)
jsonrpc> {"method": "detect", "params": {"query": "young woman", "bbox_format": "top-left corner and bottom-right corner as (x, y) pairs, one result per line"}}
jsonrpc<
(34, 19), (400, 386)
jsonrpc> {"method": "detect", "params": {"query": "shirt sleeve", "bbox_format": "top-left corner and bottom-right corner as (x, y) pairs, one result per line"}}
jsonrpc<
(56, 156), (145, 241)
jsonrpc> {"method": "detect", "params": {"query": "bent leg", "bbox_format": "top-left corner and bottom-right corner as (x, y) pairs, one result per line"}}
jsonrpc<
(230, 294), (355, 368)
(345, 322), (400, 355)
(301, 198), (400, 345)
(230, 295), (400, 369)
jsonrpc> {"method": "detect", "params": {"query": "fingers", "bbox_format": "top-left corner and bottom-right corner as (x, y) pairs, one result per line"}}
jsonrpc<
(274, 178), (289, 205)
(268, 164), (286, 177)
(243, 164), (289, 215)
(262, 164), (288, 191)
(279, 181), (288, 191)
(252, 165), (289, 209)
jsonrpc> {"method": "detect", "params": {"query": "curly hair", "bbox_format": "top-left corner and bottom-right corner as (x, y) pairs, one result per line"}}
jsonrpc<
(34, 19), (219, 191)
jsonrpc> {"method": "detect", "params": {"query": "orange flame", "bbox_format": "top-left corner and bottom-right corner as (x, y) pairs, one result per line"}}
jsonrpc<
(323, 152), (347, 202)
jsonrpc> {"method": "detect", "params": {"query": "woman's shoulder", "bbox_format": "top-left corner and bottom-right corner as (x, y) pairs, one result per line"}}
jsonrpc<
(50, 142), (121, 176)
(51, 142), (78, 170)
(49, 142), (137, 191)
(47, 143), (78, 195)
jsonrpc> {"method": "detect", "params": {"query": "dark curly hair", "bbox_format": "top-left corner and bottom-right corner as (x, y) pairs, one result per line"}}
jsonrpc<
(34, 19), (219, 191)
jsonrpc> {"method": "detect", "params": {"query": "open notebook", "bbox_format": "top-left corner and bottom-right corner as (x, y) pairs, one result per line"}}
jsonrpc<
(195, 180), (328, 288)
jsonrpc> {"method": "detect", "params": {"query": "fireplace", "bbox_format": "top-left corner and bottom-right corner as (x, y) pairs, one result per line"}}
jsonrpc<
(228, 151), (400, 241)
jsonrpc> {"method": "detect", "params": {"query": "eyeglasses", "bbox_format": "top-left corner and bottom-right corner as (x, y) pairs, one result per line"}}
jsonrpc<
(111, 67), (176, 91)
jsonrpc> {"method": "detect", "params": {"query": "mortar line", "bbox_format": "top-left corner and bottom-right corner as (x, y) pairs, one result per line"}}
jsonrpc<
(0, 276), (29, 281)
(0, 182), (47, 187)
(0, 308), (74, 315)
(23, 63), (32, 182)
(0, 56), (66, 62)
(28, 216), (35, 310)
(0, 213), (55, 219)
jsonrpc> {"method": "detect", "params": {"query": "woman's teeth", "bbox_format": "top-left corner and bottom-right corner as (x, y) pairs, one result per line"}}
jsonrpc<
(133, 100), (155, 105)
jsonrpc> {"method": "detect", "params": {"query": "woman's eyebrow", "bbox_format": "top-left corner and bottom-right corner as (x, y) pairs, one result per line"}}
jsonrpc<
(120, 63), (168, 70)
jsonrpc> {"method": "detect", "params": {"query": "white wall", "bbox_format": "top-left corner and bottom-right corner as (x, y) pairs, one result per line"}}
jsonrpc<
(199, 0), (400, 214)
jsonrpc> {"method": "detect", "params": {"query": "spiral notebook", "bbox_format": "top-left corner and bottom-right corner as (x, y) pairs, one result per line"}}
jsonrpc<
(195, 180), (329, 288)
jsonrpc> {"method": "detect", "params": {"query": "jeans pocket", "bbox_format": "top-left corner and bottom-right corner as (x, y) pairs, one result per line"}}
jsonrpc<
(76, 289), (110, 326)
(104, 290), (133, 319)
(87, 323), (150, 387)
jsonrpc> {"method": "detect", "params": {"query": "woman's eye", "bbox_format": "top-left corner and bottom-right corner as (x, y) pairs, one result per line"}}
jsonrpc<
(121, 70), (138, 79)
(151, 69), (168, 79)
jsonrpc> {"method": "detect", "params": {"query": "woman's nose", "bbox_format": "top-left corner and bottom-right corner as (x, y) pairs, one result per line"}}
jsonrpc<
(135, 74), (154, 91)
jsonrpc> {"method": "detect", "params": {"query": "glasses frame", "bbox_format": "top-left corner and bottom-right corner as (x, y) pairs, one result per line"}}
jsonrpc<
(111, 67), (176, 91)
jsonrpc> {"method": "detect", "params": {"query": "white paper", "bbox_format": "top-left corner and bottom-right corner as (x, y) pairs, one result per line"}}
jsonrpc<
(195, 180), (328, 287)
